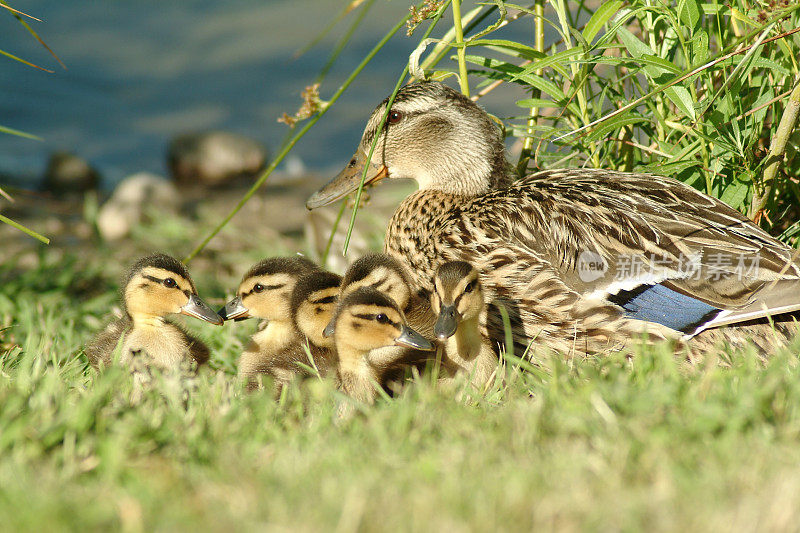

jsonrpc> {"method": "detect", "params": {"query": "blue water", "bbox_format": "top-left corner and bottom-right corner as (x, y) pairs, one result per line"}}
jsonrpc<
(0, 1), (530, 189)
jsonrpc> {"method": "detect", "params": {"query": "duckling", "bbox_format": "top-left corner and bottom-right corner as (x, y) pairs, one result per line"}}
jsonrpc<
(218, 255), (319, 392)
(432, 261), (498, 388)
(336, 253), (435, 337)
(331, 286), (434, 404)
(326, 253), (437, 392)
(85, 253), (222, 371)
(289, 270), (343, 379)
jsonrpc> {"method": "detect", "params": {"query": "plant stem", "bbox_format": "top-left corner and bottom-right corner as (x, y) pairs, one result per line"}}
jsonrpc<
(342, 2), (450, 255)
(750, 75), (800, 218)
(184, 9), (415, 263)
(516, 0), (544, 175)
(0, 214), (49, 244)
(452, 0), (470, 96)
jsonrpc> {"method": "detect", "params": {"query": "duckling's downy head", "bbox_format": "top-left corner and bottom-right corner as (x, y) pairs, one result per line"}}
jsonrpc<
(331, 287), (432, 368)
(432, 261), (484, 340)
(291, 270), (342, 348)
(340, 253), (414, 309)
(220, 256), (319, 322)
(307, 81), (508, 209)
(123, 253), (222, 325)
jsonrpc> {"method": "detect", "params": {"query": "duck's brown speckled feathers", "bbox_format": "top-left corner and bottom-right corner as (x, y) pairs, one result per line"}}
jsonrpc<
(311, 81), (800, 357)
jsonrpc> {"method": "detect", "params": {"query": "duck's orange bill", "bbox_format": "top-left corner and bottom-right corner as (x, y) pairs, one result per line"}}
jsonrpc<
(305, 151), (388, 209)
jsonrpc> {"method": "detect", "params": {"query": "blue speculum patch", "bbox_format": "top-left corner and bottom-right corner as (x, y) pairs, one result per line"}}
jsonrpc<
(608, 283), (721, 334)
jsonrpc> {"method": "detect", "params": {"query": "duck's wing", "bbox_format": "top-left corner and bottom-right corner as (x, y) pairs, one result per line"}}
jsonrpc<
(438, 244), (679, 356)
(85, 318), (130, 369)
(489, 168), (800, 334)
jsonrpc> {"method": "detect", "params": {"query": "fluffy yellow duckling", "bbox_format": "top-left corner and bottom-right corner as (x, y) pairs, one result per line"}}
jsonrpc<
(431, 261), (498, 388)
(219, 256), (319, 392)
(289, 270), (343, 379)
(85, 253), (222, 371)
(335, 253), (435, 337)
(330, 287), (433, 404)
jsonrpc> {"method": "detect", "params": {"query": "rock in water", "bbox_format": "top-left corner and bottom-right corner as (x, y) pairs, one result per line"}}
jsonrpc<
(97, 172), (179, 240)
(42, 151), (100, 194)
(167, 131), (267, 187)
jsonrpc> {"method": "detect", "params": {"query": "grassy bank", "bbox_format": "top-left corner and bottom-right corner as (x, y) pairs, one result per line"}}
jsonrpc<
(2, 239), (800, 531)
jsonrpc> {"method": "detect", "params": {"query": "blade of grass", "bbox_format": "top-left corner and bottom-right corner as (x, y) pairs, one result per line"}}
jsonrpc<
(5, 11), (66, 69)
(0, 47), (53, 72)
(0, 1), (40, 21)
(184, 5), (419, 263)
(516, 0), (544, 174)
(293, 0), (366, 59)
(341, 1), (450, 255)
(0, 186), (13, 202)
(320, 199), (348, 266)
(0, 214), (49, 244)
(315, 0), (375, 83)
(0, 125), (43, 140)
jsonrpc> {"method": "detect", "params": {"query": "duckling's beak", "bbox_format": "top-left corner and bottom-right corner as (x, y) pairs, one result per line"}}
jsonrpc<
(434, 304), (459, 340)
(181, 294), (224, 325)
(306, 151), (388, 209)
(218, 296), (250, 321)
(322, 320), (335, 338)
(395, 325), (434, 351)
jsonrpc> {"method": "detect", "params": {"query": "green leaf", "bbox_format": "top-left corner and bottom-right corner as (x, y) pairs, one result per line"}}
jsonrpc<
(616, 27), (696, 120)
(665, 86), (696, 120)
(509, 47), (586, 83)
(616, 26), (653, 59)
(584, 115), (648, 143)
(679, 0), (701, 30)
(691, 30), (709, 66)
(582, 0), (624, 44)
(515, 98), (560, 109)
(719, 177), (751, 210)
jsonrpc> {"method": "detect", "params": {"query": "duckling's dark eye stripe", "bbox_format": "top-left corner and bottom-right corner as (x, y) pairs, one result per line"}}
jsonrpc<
(353, 313), (399, 329)
(141, 274), (193, 296)
(245, 283), (284, 296)
(312, 296), (336, 305)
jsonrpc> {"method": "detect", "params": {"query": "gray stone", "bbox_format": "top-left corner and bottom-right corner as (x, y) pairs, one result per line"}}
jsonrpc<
(167, 130), (267, 186)
(97, 172), (179, 241)
(42, 151), (100, 194)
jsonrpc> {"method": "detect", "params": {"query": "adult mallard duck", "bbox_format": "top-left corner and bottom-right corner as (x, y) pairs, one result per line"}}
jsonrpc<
(307, 81), (800, 356)
(85, 253), (222, 371)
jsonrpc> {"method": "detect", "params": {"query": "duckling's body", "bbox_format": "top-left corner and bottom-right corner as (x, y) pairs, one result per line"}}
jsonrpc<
(308, 81), (800, 357)
(219, 256), (323, 392)
(331, 287), (434, 403)
(85, 253), (221, 371)
(432, 261), (497, 387)
(290, 270), (343, 378)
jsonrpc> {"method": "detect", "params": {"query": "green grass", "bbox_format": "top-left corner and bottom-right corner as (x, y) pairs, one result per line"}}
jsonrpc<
(3, 244), (800, 531)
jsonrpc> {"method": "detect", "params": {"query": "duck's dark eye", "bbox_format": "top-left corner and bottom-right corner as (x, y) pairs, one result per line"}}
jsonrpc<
(253, 283), (265, 293)
(163, 278), (177, 288)
(376, 313), (390, 324)
(388, 110), (403, 124)
(464, 281), (475, 294)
